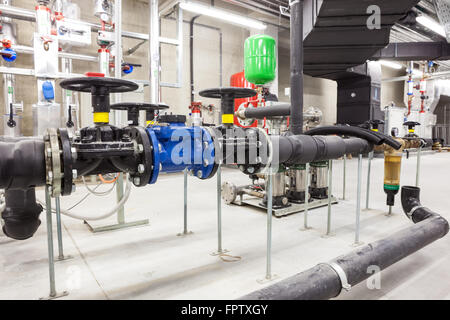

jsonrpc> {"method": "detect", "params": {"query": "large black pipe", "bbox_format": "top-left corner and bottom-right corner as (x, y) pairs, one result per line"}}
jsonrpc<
(2, 188), (43, 240)
(289, 0), (304, 135)
(240, 186), (449, 300)
(305, 125), (402, 150)
(273, 135), (372, 166)
(0, 138), (46, 190)
(0, 138), (46, 240)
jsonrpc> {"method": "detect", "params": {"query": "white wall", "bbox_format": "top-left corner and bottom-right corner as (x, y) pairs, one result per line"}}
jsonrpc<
(2, 0), (406, 134)
(1, 0), (250, 134)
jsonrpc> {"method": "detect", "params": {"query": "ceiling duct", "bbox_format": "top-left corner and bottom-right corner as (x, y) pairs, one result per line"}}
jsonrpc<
(433, 0), (450, 42)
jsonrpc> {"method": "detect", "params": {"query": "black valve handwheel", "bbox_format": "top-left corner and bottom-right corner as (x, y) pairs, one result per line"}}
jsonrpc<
(60, 77), (138, 93)
(199, 87), (257, 123)
(60, 77), (139, 117)
(199, 87), (256, 99)
(111, 103), (169, 125)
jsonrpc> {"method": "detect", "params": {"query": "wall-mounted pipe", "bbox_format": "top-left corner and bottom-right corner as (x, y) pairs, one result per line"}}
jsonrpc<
(240, 186), (449, 300)
(0, 4), (149, 41)
(190, 15), (201, 103)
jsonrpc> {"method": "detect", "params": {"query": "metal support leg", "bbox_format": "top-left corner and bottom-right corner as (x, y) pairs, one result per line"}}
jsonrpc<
(342, 156), (346, 200)
(84, 173), (149, 233)
(55, 197), (72, 261)
(387, 206), (393, 216)
(301, 163), (311, 231)
(40, 186), (68, 300)
(258, 168), (277, 283)
(178, 168), (193, 236)
(416, 147), (421, 187)
(116, 173), (125, 225)
(365, 151), (373, 210)
(354, 154), (364, 246)
(211, 165), (228, 255)
(324, 160), (334, 237)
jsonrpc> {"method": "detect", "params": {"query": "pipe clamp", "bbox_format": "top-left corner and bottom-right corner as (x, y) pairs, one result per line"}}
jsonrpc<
(408, 205), (424, 220)
(328, 262), (351, 292)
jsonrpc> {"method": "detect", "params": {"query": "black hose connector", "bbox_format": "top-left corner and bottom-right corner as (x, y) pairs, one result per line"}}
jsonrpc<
(2, 188), (42, 240)
(401, 186), (449, 229)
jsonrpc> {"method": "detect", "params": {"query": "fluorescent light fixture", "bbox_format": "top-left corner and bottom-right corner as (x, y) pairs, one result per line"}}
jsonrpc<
(416, 15), (446, 37)
(379, 60), (403, 70)
(179, 1), (267, 30)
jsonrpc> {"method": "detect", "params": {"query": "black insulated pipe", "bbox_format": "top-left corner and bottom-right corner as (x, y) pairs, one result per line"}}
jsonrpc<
(273, 135), (372, 165)
(289, 0), (304, 135)
(0, 138), (46, 190)
(2, 188), (43, 240)
(240, 186), (449, 300)
(305, 125), (402, 150)
(243, 103), (290, 119)
(0, 138), (46, 240)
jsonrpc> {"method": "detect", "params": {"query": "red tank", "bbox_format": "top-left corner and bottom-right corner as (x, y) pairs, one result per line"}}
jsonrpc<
(230, 70), (258, 128)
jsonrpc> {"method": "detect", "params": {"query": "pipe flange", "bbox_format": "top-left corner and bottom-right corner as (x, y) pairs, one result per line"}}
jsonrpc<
(44, 128), (63, 197)
(58, 128), (74, 196)
(256, 126), (272, 175)
(327, 262), (351, 292)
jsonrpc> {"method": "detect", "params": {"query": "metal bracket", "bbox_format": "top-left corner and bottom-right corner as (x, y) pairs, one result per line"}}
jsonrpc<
(328, 262), (352, 292)
(279, 6), (290, 17)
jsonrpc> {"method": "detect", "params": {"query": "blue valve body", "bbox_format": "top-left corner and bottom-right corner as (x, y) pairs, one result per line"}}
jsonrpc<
(146, 123), (216, 184)
(1, 48), (17, 62)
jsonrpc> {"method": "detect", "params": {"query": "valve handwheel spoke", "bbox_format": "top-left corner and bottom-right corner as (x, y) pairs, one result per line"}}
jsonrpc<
(111, 103), (169, 126)
(199, 87), (257, 99)
(60, 77), (139, 93)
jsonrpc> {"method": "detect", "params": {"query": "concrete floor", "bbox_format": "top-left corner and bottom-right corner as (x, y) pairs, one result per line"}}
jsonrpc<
(0, 152), (449, 300)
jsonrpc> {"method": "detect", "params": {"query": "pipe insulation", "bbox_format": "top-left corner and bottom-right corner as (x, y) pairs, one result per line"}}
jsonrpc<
(289, 0), (304, 135)
(239, 103), (291, 119)
(240, 186), (449, 300)
(272, 135), (372, 165)
(237, 103), (322, 124)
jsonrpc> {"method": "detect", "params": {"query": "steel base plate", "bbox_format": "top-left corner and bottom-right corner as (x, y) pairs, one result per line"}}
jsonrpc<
(232, 196), (338, 217)
(84, 219), (149, 233)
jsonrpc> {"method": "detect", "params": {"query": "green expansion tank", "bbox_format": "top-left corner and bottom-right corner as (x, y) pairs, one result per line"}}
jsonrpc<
(244, 34), (276, 85)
